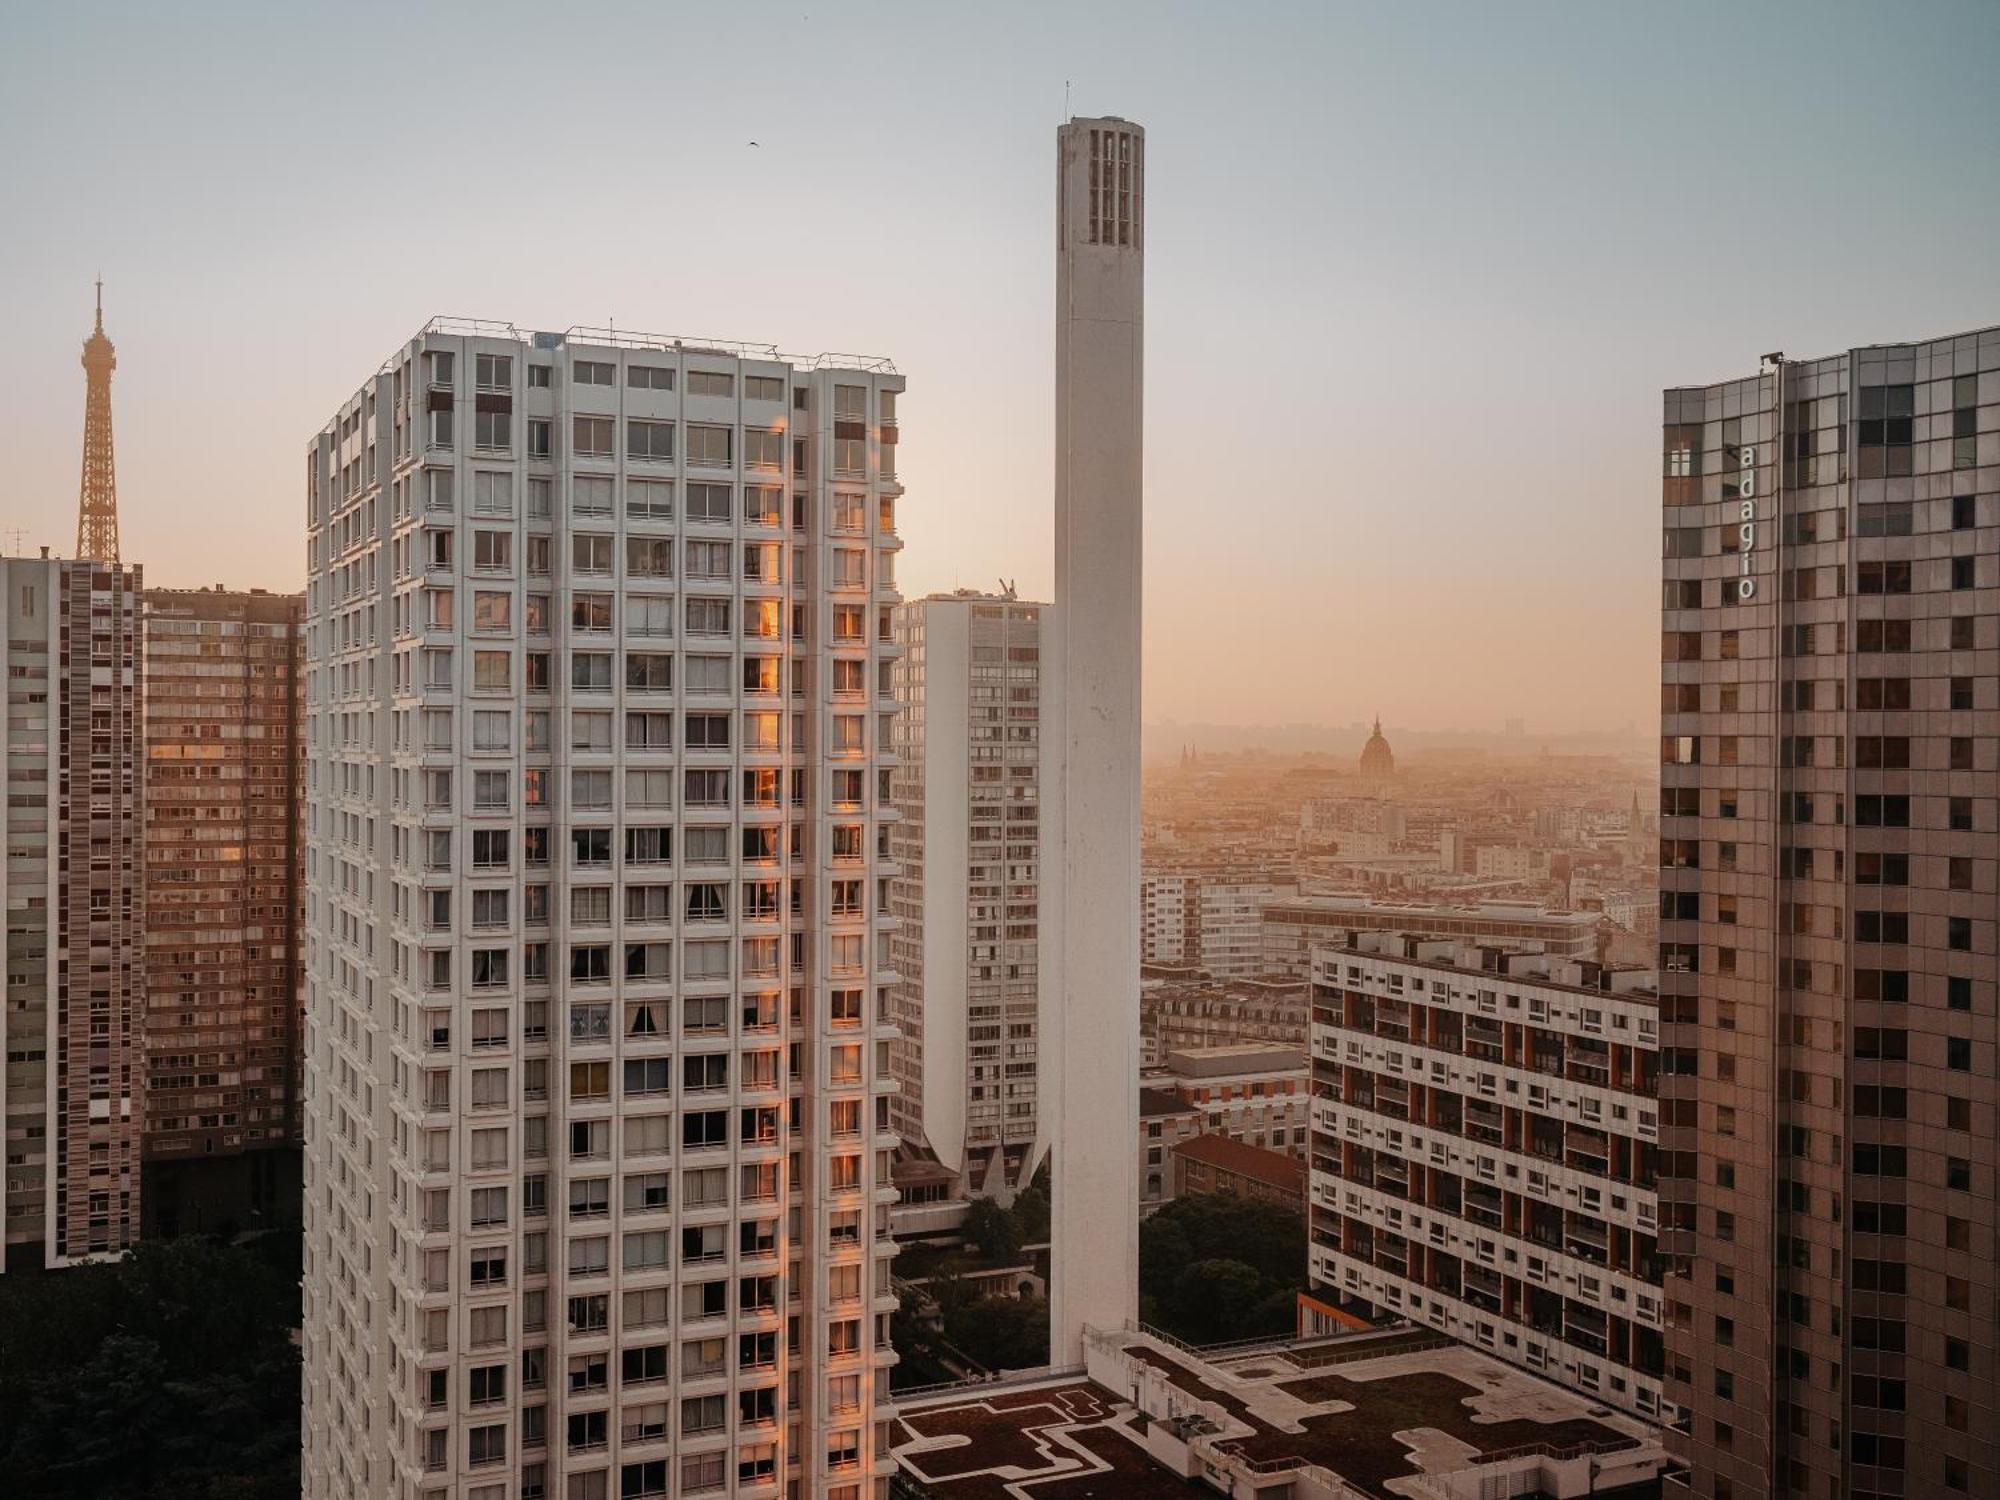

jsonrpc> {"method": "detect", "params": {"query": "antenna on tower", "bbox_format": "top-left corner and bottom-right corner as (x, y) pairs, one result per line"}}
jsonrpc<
(2, 528), (27, 556)
(1064, 81), (1071, 120)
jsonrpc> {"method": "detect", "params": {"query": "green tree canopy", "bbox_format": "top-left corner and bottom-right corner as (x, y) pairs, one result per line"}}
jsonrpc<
(0, 1234), (301, 1500)
(1139, 1191), (1306, 1345)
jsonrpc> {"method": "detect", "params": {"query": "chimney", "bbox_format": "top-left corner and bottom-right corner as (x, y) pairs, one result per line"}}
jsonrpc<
(1043, 115), (1146, 1364)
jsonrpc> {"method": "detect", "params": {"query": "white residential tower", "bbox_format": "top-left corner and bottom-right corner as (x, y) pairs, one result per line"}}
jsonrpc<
(887, 591), (1045, 1199)
(301, 319), (906, 1500)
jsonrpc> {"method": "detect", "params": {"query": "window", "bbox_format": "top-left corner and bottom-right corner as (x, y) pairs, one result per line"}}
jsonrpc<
(686, 598), (730, 637)
(744, 427), (783, 468)
(628, 594), (674, 638)
(627, 537), (674, 579)
(572, 652), (613, 689)
(573, 360), (615, 386)
(688, 370), (734, 397)
(686, 482), (732, 524)
(626, 827), (672, 865)
(685, 713), (731, 749)
(628, 364), (673, 390)
(474, 409), (511, 452)
(686, 539), (731, 578)
(627, 480), (673, 520)
(627, 419), (675, 462)
(574, 535), (614, 576)
(686, 424), (732, 467)
(573, 415), (613, 457)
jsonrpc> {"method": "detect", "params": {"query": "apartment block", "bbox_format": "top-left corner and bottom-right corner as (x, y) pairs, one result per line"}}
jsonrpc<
(0, 555), (145, 1270)
(141, 586), (305, 1235)
(1658, 327), (2000, 1500)
(887, 591), (1043, 1199)
(1143, 1044), (1308, 1155)
(1141, 974), (1306, 1065)
(1303, 933), (1666, 1422)
(1139, 873), (1193, 965)
(1141, 869), (1295, 977)
(300, 319), (905, 1500)
(1262, 895), (1601, 978)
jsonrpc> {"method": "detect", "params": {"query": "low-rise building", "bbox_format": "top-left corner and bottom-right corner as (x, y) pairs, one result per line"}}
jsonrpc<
(1171, 1132), (1305, 1210)
(1141, 974), (1306, 1064)
(1138, 1085), (1202, 1214)
(1143, 1042), (1309, 1160)
(1304, 932), (1669, 1423)
(893, 1325), (1669, 1500)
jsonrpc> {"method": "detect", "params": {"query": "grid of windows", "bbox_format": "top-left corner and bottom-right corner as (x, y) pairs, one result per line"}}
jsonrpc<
(302, 325), (907, 1500)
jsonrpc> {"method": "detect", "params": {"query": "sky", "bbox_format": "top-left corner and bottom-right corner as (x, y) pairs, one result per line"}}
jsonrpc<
(2, 1), (1996, 734)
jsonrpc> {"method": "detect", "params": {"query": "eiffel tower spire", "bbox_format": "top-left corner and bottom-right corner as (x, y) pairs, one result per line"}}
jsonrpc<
(75, 278), (120, 562)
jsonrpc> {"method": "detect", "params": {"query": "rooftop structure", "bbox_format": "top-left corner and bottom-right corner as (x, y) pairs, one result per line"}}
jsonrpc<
(1262, 895), (1603, 978)
(892, 1326), (1667, 1499)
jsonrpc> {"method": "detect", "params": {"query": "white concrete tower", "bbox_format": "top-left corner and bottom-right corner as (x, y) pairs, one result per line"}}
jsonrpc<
(1045, 116), (1144, 1364)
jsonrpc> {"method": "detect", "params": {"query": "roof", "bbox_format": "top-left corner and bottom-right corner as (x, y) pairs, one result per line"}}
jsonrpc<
(1170, 1133), (1306, 1193)
(1139, 1086), (1198, 1119)
(893, 1329), (1664, 1500)
(1162, 1043), (1307, 1077)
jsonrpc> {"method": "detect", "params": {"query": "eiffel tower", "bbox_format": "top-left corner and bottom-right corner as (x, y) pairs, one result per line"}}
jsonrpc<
(75, 279), (119, 562)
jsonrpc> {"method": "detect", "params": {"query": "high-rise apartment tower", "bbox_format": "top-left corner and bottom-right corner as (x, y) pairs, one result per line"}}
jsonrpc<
(301, 320), (906, 1500)
(141, 586), (305, 1236)
(0, 555), (145, 1270)
(1658, 326), (2000, 1500)
(888, 590), (1044, 1198)
(1044, 115), (1145, 1363)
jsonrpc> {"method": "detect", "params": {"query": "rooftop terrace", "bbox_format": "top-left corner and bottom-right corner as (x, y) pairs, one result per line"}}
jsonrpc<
(894, 1326), (1664, 1499)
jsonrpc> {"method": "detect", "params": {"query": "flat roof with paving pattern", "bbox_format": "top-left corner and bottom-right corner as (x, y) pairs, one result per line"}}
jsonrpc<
(893, 1330), (1662, 1500)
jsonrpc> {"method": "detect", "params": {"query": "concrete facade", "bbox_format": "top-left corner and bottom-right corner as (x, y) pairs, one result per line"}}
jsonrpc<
(888, 591), (1044, 1197)
(141, 586), (305, 1236)
(1044, 116), (1145, 1363)
(1306, 934), (1667, 1422)
(0, 556), (146, 1270)
(300, 320), (905, 1500)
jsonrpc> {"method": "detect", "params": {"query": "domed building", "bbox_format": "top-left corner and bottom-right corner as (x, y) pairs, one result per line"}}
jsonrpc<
(1358, 717), (1395, 782)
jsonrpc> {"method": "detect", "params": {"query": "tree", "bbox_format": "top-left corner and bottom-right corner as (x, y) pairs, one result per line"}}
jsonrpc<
(1139, 1191), (1306, 1345)
(961, 1195), (1024, 1265)
(0, 1235), (301, 1500)
(944, 1295), (1051, 1371)
(1010, 1178), (1051, 1246)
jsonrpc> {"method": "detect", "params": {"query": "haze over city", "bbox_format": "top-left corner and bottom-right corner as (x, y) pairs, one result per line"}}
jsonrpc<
(5, 0), (1996, 734)
(6, 3), (2000, 1496)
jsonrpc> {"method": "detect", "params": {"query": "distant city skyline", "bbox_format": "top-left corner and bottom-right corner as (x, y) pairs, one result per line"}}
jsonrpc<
(3, 1), (1997, 734)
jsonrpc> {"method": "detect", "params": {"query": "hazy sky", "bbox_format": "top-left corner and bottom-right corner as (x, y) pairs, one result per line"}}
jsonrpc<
(3, 2), (1996, 732)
